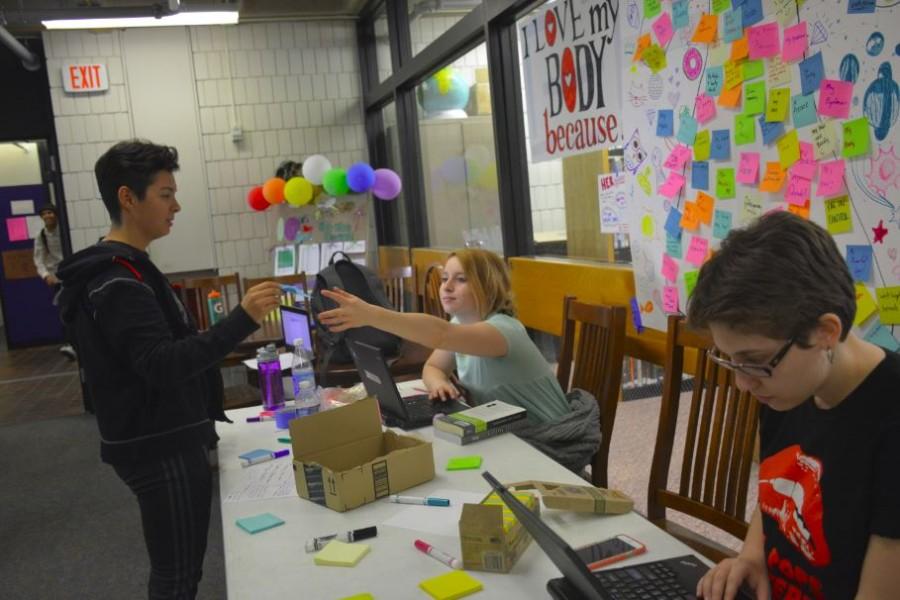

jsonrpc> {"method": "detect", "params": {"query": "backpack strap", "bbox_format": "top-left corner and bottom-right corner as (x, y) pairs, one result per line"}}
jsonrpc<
(328, 251), (353, 265)
(112, 256), (144, 281)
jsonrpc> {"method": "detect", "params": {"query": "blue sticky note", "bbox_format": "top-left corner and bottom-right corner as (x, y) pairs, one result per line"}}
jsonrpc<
(673, 0), (690, 29)
(677, 112), (698, 146)
(791, 94), (817, 129)
(713, 210), (733, 239)
(692, 161), (710, 190)
(799, 52), (825, 96)
(711, 130), (731, 160)
(846, 245), (873, 282)
(723, 8), (743, 43)
(706, 66), (724, 97)
(236, 513), (285, 534)
(848, 0), (876, 13)
(864, 324), (900, 352)
(665, 208), (683, 239)
(666, 233), (683, 259)
(758, 115), (785, 146)
(657, 109), (674, 136)
(733, 0), (762, 27)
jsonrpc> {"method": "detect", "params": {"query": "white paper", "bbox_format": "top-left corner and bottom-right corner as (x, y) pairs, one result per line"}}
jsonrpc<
(273, 244), (296, 277)
(381, 489), (486, 538)
(343, 240), (366, 254)
(242, 352), (293, 371)
(299, 243), (320, 276)
(10, 200), (34, 215)
(223, 458), (297, 503)
(26, 215), (45, 239)
(320, 242), (344, 269)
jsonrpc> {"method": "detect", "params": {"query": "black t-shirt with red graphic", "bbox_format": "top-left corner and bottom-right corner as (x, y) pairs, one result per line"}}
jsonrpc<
(759, 350), (900, 600)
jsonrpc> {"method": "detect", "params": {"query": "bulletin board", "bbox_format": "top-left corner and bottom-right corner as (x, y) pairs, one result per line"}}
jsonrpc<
(620, 0), (899, 349)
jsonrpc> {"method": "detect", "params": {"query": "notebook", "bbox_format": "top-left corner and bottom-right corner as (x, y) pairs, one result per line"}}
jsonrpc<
(418, 570), (484, 600)
(314, 540), (371, 567)
(235, 513), (285, 534)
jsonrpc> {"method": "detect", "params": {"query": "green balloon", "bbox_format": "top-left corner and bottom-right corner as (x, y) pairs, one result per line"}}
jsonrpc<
(322, 168), (350, 196)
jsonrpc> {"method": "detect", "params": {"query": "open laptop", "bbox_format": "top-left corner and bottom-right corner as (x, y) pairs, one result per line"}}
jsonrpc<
(349, 340), (469, 430)
(279, 305), (314, 356)
(481, 471), (754, 600)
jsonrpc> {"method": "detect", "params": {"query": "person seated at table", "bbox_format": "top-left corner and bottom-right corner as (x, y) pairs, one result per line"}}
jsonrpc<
(688, 212), (900, 600)
(319, 248), (600, 473)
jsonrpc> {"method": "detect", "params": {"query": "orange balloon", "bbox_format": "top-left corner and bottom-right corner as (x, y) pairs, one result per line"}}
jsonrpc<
(262, 177), (286, 204)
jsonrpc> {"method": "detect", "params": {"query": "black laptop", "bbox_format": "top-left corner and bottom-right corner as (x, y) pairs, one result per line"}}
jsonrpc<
(481, 471), (754, 600)
(349, 340), (469, 429)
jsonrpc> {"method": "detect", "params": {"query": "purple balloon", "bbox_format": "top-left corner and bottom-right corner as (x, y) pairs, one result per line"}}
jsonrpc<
(346, 162), (376, 193)
(372, 168), (402, 200)
(284, 216), (300, 241)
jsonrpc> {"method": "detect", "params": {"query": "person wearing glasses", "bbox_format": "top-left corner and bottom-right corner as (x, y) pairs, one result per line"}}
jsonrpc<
(689, 212), (900, 600)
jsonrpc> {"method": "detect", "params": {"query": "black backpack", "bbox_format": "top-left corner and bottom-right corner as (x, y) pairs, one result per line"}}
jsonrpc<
(310, 251), (402, 373)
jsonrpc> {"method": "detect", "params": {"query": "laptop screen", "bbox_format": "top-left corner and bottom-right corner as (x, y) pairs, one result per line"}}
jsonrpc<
(280, 305), (314, 356)
(348, 340), (407, 420)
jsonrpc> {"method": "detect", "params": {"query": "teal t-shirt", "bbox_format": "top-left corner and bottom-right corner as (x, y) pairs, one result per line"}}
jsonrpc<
(455, 313), (570, 424)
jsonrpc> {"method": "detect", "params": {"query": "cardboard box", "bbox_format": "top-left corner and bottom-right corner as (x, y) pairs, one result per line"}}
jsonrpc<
(507, 480), (634, 515)
(290, 397), (435, 512)
(459, 490), (539, 573)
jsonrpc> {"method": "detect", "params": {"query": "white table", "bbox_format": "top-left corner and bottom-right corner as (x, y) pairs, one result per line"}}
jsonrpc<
(217, 381), (706, 599)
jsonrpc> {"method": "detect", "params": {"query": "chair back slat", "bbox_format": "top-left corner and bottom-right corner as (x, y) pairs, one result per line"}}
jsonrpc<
(180, 273), (242, 330)
(380, 265), (415, 313)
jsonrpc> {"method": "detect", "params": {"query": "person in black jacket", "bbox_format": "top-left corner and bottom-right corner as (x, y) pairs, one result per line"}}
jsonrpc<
(56, 140), (281, 600)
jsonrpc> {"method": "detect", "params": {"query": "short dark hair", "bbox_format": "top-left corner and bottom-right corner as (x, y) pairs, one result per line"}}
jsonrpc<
(687, 211), (855, 344)
(94, 140), (179, 224)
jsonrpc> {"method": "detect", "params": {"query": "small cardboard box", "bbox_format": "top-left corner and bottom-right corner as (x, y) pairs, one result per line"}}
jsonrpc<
(506, 480), (634, 514)
(290, 397), (435, 512)
(459, 490), (540, 573)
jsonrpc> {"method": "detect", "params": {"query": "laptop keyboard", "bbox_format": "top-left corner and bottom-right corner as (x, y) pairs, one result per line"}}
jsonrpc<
(595, 561), (696, 600)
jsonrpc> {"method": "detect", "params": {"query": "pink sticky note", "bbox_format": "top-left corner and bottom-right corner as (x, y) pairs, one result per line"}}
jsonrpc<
(652, 12), (674, 46)
(799, 141), (815, 164)
(662, 253), (680, 282)
(686, 236), (710, 267)
(791, 142), (817, 179)
(819, 79), (853, 118)
(663, 285), (680, 314)
(659, 172), (687, 198)
(785, 174), (811, 206)
(816, 159), (846, 196)
(664, 144), (692, 170)
(5, 217), (28, 242)
(748, 23), (780, 59)
(782, 21), (807, 62)
(737, 152), (761, 184)
(695, 94), (717, 124)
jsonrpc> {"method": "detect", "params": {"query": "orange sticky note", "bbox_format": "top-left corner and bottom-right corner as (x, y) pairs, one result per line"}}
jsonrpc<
(759, 162), (787, 192)
(696, 192), (715, 225)
(680, 201), (701, 230)
(788, 199), (810, 220)
(731, 35), (749, 61)
(634, 33), (651, 62)
(692, 14), (718, 43)
(718, 85), (742, 107)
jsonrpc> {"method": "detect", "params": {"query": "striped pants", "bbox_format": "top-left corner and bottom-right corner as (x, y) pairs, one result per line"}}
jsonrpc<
(114, 446), (212, 600)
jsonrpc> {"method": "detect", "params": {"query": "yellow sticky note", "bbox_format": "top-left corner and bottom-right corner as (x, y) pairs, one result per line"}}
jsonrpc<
(876, 286), (900, 324)
(692, 14), (718, 43)
(824, 195), (852, 235)
(419, 571), (484, 600)
(854, 284), (878, 326)
(777, 130), (800, 169)
(766, 87), (790, 122)
(642, 44), (668, 73)
(724, 60), (743, 90)
(314, 540), (371, 567)
(339, 595), (375, 600)
(694, 130), (711, 160)
(633, 33), (651, 62)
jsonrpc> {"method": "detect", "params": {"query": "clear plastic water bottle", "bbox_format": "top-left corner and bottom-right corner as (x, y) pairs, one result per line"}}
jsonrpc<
(257, 343), (285, 411)
(291, 338), (320, 416)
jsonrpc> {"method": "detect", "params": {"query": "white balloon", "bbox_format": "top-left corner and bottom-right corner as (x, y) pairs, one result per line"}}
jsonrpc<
(302, 154), (332, 185)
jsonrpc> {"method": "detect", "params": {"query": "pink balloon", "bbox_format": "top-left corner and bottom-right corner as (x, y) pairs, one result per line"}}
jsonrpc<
(371, 168), (402, 200)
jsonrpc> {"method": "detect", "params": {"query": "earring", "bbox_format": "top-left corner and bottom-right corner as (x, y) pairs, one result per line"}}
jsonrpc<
(826, 348), (834, 364)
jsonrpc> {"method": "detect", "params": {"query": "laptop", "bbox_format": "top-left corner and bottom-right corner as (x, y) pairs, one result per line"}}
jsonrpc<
(480, 471), (754, 600)
(279, 305), (314, 356)
(349, 340), (469, 430)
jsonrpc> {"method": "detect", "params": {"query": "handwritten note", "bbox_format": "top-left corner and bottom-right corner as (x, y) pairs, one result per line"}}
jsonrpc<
(777, 129), (800, 169)
(748, 22), (780, 59)
(673, 0), (690, 29)
(766, 55), (792, 87)
(718, 85), (742, 108)
(876, 287), (900, 324)
(664, 144), (692, 170)
(846, 245), (873, 282)
(634, 33), (652, 62)
(737, 152), (761, 184)
(695, 94), (717, 124)
(686, 235), (710, 267)
(694, 130), (711, 160)
(723, 8), (743, 42)
(811, 120), (838, 159)
(787, 199), (810, 220)
(759, 162), (786, 192)
(697, 191), (715, 224)
(652, 12), (674, 46)
(785, 173), (811, 206)
(842, 117), (870, 158)
(644, 0), (662, 19)
(667, 233), (682, 259)
(663, 285), (680, 314)
(642, 44), (668, 73)
(731, 35), (749, 61)
(692, 14), (718, 44)
(684, 270), (700, 298)
(735, 0), (763, 26)
(711, 130), (731, 160)
(791, 94), (817, 128)
(864, 324), (900, 351)
(661, 253), (680, 282)
(677, 112), (699, 146)
(724, 60), (744, 90)
(819, 79), (853, 118)
(824, 195), (853, 234)
(744, 81), (766, 115)
(716, 168), (736, 199)
(782, 21), (807, 62)
(657, 109), (674, 136)
(759, 115), (785, 146)
(766, 87), (790, 122)
(665, 207), (683, 238)
(706, 66), (724, 96)
(659, 172), (687, 199)
(742, 192), (763, 222)
(692, 161), (710, 190)
(816, 160), (845, 197)
(848, 0), (877, 14)
(680, 202), (701, 230)
(743, 59), (764, 81)
(735, 114), (756, 145)
(713, 209), (733, 239)
(799, 52), (825, 95)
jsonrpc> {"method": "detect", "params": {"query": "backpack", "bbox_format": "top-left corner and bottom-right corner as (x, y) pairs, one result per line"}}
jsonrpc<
(310, 251), (402, 374)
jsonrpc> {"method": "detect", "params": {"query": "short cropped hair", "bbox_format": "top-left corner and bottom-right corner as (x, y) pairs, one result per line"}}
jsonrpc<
(448, 249), (516, 319)
(94, 140), (179, 225)
(687, 212), (855, 344)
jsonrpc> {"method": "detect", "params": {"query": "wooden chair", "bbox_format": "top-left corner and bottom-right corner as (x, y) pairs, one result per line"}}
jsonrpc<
(421, 263), (448, 320)
(179, 273), (243, 330)
(555, 296), (627, 488)
(647, 315), (759, 563)
(380, 265), (415, 312)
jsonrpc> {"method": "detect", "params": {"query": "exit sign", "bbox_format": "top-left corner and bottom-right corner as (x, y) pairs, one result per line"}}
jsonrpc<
(62, 63), (109, 93)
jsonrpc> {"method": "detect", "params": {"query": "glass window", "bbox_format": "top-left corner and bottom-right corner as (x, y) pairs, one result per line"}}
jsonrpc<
(415, 42), (501, 252)
(408, 0), (479, 57)
(381, 100), (409, 245)
(374, 5), (392, 83)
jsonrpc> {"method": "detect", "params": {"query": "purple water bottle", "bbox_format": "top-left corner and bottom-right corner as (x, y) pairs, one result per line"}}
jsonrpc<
(257, 343), (285, 411)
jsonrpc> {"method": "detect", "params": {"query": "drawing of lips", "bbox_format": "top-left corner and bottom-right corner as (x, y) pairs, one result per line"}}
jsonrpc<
(562, 47), (576, 113)
(759, 445), (831, 567)
(545, 10), (557, 46)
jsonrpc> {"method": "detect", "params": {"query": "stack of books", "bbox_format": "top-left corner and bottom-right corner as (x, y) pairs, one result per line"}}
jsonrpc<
(432, 401), (528, 445)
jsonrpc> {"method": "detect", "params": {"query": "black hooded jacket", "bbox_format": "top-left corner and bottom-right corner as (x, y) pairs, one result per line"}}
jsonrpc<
(57, 241), (258, 465)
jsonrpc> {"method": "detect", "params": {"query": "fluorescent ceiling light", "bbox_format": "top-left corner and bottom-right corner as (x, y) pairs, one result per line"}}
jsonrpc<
(43, 11), (238, 30)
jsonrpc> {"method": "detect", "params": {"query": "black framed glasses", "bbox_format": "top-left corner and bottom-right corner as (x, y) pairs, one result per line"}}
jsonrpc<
(709, 338), (795, 378)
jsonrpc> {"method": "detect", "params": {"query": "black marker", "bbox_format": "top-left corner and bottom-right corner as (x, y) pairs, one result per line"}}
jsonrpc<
(304, 526), (378, 552)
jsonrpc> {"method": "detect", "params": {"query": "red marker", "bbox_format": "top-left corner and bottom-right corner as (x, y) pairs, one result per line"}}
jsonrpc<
(414, 539), (462, 570)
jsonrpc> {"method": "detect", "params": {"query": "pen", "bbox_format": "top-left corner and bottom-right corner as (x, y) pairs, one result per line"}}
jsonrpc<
(241, 449), (290, 467)
(305, 526), (378, 552)
(246, 415), (275, 422)
(414, 539), (462, 570)
(389, 495), (450, 507)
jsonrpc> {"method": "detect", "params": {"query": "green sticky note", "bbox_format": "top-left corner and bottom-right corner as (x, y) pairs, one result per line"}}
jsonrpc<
(777, 129), (800, 169)
(735, 114), (756, 145)
(842, 117), (870, 158)
(684, 270), (699, 299)
(766, 88), (790, 122)
(716, 168), (735, 199)
(694, 130), (711, 160)
(236, 513), (285, 534)
(742, 59), (764, 81)
(712, 0), (731, 13)
(824, 195), (853, 235)
(447, 456), (483, 471)
(644, 0), (662, 18)
(743, 81), (766, 115)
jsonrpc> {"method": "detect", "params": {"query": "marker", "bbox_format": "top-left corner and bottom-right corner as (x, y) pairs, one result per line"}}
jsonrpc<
(240, 449), (289, 467)
(414, 539), (462, 570)
(305, 526), (378, 552)
(246, 415), (275, 423)
(389, 495), (450, 507)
